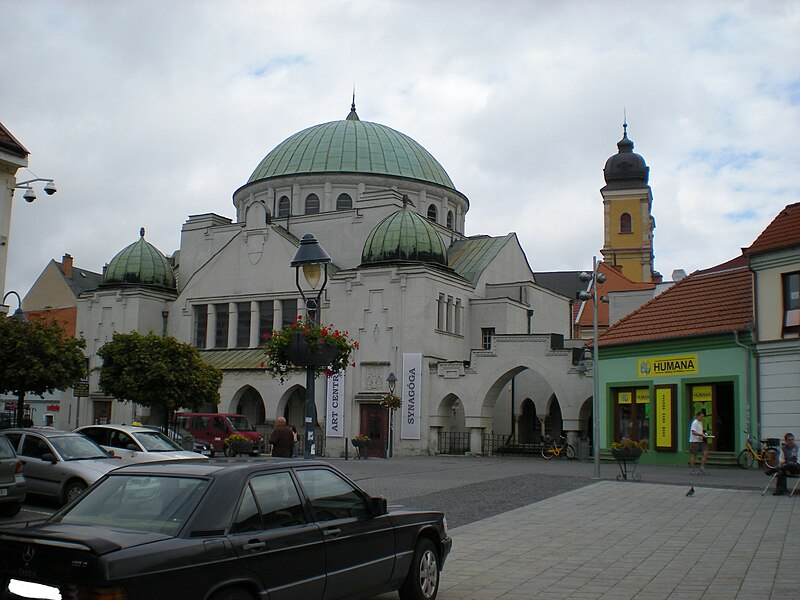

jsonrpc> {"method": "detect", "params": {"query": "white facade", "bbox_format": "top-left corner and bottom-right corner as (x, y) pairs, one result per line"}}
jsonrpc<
(73, 111), (593, 455)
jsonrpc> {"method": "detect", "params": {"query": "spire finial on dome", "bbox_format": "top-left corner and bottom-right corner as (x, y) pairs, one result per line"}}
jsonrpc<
(623, 107), (628, 138)
(346, 87), (360, 121)
(140, 227), (145, 238)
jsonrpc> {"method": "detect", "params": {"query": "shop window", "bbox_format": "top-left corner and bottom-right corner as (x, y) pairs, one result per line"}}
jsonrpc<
(336, 193), (352, 210)
(281, 299), (298, 327)
(427, 204), (437, 222)
(446, 210), (454, 230)
(305, 194), (320, 214)
(612, 387), (650, 443)
(277, 196), (291, 217)
(620, 212), (632, 233)
(783, 271), (800, 335)
(193, 304), (208, 348)
(481, 327), (495, 350)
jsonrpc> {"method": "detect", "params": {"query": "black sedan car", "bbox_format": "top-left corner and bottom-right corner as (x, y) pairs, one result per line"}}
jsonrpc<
(0, 460), (451, 600)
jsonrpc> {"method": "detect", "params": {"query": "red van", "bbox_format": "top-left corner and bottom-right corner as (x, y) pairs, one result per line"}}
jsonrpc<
(175, 413), (264, 457)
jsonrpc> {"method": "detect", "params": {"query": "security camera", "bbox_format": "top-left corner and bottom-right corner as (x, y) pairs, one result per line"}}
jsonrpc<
(43, 181), (57, 196)
(22, 188), (36, 203)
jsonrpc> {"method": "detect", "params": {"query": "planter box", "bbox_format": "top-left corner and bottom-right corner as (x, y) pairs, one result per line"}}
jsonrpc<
(611, 447), (643, 461)
(285, 333), (338, 368)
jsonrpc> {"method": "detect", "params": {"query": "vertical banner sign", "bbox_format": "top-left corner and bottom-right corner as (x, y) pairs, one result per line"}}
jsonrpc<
(401, 353), (422, 440)
(655, 387), (673, 449)
(325, 371), (344, 438)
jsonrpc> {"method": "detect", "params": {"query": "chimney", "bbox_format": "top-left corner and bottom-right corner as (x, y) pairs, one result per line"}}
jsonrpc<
(62, 253), (73, 278)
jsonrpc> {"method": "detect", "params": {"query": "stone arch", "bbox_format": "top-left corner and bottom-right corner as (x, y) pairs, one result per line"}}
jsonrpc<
(275, 385), (309, 428)
(435, 393), (466, 433)
(230, 385), (266, 427)
(542, 394), (563, 437)
(578, 395), (594, 447)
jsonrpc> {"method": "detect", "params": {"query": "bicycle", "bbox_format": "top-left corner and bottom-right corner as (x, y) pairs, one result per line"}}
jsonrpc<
(737, 432), (780, 470)
(540, 434), (576, 460)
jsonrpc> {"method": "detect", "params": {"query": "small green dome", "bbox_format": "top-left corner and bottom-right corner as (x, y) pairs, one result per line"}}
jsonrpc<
(248, 104), (456, 191)
(361, 201), (448, 266)
(103, 228), (176, 290)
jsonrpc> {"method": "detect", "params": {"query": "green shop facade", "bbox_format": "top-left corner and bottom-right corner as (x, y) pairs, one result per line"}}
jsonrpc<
(598, 334), (757, 465)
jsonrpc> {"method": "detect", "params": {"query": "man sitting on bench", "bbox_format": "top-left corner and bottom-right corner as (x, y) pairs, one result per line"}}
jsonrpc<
(767, 432), (799, 496)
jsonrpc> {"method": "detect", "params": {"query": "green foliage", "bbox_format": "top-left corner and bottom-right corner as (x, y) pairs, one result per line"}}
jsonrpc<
(97, 332), (223, 414)
(0, 316), (87, 398)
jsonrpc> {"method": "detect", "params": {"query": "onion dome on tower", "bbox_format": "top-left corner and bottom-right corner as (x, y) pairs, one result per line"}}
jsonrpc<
(602, 122), (650, 190)
(361, 196), (448, 267)
(102, 227), (176, 291)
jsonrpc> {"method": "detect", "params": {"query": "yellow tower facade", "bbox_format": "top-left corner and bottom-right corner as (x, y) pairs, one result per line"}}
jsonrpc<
(600, 124), (660, 283)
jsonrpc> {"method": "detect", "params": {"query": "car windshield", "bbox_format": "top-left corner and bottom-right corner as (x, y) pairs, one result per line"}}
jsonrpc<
(50, 435), (111, 460)
(133, 430), (182, 452)
(52, 474), (210, 535)
(227, 416), (254, 432)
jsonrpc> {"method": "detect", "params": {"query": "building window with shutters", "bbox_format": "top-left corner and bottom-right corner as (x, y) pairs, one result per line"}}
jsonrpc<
(305, 194), (320, 214)
(236, 303), (251, 347)
(194, 304), (207, 348)
(214, 304), (229, 348)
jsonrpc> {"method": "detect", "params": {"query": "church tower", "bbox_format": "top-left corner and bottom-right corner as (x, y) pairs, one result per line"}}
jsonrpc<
(600, 123), (661, 283)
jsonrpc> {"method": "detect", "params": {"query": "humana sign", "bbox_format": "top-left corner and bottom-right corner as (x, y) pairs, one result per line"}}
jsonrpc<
(637, 354), (698, 378)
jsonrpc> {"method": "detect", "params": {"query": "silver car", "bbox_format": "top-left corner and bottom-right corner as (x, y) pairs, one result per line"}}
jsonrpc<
(0, 435), (26, 517)
(0, 428), (123, 505)
(75, 424), (206, 463)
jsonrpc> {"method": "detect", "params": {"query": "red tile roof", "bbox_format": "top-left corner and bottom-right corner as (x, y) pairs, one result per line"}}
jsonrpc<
(24, 307), (77, 338)
(598, 261), (753, 347)
(745, 202), (800, 256)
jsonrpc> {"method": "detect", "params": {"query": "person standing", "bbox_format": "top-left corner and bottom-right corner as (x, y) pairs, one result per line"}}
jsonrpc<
(688, 410), (710, 475)
(291, 425), (299, 457)
(770, 433), (799, 496)
(269, 417), (294, 458)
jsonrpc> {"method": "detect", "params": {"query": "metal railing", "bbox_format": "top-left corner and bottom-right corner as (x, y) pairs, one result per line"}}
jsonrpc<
(437, 432), (544, 457)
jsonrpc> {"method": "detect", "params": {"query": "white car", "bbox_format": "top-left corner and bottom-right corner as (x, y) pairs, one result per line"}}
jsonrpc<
(75, 424), (206, 463)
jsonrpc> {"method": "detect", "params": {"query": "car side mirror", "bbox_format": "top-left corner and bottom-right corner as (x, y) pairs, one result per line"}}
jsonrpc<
(369, 496), (388, 516)
(41, 453), (57, 464)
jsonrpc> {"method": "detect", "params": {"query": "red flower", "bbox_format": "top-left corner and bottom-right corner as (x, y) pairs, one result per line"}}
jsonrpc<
(353, 341), (359, 349)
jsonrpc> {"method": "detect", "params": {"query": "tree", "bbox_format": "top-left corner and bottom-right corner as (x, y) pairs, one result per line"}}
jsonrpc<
(97, 332), (223, 427)
(0, 316), (87, 427)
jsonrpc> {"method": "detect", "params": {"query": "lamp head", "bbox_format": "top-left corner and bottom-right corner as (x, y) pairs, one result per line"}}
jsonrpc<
(386, 372), (397, 394)
(577, 291), (592, 301)
(22, 188), (36, 203)
(578, 271), (591, 283)
(596, 273), (607, 284)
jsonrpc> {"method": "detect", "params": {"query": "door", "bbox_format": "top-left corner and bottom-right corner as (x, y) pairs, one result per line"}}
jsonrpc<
(690, 383), (735, 452)
(231, 471), (325, 599)
(295, 467), (395, 600)
(360, 404), (387, 458)
(16, 433), (61, 498)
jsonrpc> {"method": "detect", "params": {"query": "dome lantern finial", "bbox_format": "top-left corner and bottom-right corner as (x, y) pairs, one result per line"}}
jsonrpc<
(347, 87), (360, 121)
(140, 227), (145, 238)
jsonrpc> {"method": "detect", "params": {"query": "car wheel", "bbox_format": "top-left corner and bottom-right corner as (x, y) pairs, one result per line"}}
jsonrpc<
(0, 502), (22, 518)
(208, 587), (253, 600)
(63, 480), (87, 504)
(399, 538), (440, 600)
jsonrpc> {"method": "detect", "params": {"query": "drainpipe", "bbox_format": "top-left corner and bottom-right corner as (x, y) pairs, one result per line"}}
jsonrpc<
(733, 329), (754, 439)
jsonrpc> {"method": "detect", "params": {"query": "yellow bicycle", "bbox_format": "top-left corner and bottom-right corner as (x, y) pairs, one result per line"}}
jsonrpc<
(737, 432), (779, 470)
(540, 434), (577, 460)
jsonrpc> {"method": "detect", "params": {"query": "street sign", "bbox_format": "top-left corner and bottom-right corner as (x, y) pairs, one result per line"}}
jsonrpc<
(73, 380), (89, 397)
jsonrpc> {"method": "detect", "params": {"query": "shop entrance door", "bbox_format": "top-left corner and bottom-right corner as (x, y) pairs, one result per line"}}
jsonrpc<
(689, 382), (735, 452)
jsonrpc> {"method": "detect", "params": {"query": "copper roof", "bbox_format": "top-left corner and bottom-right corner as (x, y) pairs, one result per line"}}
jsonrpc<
(744, 202), (800, 256)
(598, 261), (753, 347)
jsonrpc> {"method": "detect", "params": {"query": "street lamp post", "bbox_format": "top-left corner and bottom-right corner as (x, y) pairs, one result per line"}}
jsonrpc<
(290, 233), (332, 460)
(1, 291), (28, 427)
(578, 256), (607, 480)
(386, 372), (397, 458)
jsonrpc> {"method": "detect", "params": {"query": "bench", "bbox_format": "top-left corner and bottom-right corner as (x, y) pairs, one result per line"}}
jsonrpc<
(762, 470), (800, 496)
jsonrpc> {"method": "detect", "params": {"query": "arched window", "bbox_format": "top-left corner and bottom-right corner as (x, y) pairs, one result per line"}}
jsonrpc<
(336, 193), (352, 210)
(277, 196), (290, 218)
(446, 210), (454, 229)
(305, 194), (320, 214)
(427, 204), (438, 222)
(620, 212), (632, 233)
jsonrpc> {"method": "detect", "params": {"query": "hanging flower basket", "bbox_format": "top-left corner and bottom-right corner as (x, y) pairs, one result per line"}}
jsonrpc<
(380, 393), (402, 410)
(261, 317), (358, 382)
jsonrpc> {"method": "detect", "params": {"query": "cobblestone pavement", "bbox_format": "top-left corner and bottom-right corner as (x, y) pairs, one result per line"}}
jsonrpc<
(334, 456), (799, 600)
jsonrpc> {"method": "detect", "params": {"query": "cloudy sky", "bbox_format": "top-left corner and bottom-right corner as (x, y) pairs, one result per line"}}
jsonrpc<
(2, 0), (798, 298)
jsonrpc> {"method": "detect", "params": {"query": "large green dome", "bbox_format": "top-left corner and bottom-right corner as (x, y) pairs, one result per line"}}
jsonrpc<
(248, 104), (456, 190)
(361, 201), (448, 267)
(103, 228), (176, 291)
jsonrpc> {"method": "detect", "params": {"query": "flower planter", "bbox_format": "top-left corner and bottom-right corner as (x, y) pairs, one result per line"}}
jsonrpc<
(285, 333), (338, 368)
(611, 447), (643, 461)
(225, 441), (254, 457)
(352, 438), (370, 459)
